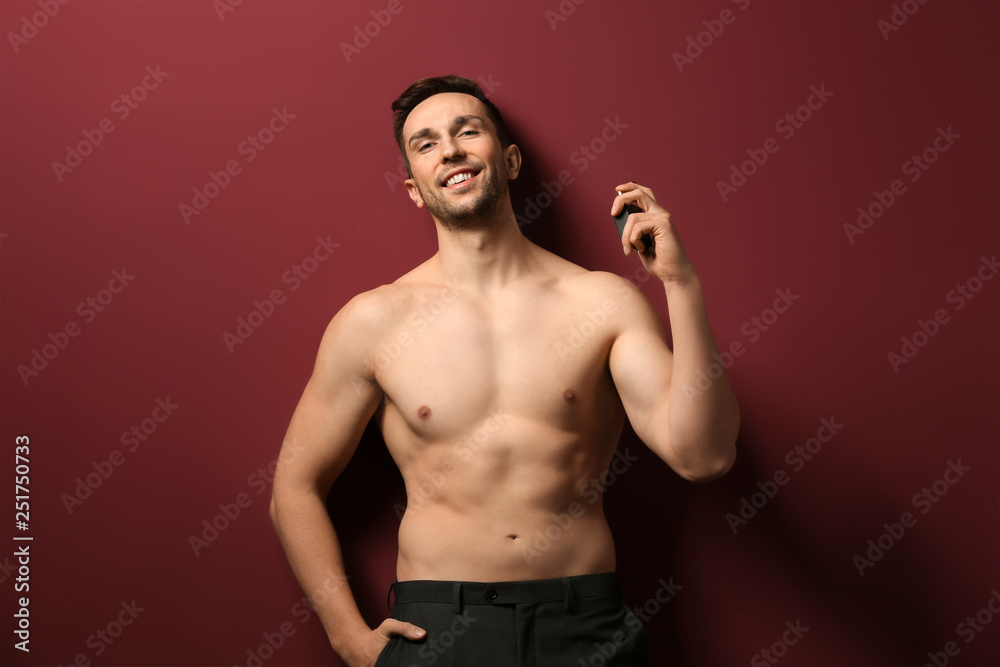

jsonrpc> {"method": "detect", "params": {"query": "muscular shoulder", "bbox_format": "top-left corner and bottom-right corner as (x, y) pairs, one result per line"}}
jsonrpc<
(339, 282), (414, 323)
(559, 269), (665, 345)
(325, 282), (420, 343)
(322, 261), (449, 345)
(523, 244), (633, 296)
(313, 284), (412, 376)
(557, 268), (643, 306)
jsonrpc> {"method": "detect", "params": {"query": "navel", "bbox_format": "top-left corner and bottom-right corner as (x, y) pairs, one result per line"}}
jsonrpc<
(563, 389), (577, 404)
(417, 405), (432, 420)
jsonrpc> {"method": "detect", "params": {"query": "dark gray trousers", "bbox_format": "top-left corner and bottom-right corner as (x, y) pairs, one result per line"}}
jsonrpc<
(375, 572), (648, 667)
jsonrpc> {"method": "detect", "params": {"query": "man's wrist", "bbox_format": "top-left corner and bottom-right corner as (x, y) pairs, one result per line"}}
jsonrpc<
(333, 632), (369, 667)
(661, 267), (701, 295)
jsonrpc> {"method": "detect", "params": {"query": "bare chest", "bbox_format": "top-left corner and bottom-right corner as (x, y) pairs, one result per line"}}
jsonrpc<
(374, 288), (623, 438)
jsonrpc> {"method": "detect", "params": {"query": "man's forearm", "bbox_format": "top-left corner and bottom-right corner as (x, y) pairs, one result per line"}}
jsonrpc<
(662, 273), (740, 478)
(271, 490), (370, 662)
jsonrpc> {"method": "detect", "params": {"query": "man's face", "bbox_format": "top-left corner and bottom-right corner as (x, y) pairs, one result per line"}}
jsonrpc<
(402, 93), (518, 230)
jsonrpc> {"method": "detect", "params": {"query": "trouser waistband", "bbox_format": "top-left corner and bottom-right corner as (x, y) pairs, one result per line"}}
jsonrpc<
(387, 571), (619, 614)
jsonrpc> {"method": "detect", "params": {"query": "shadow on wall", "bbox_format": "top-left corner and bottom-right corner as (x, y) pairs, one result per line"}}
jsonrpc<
(506, 114), (569, 257)
(675, 404), (960, 665)
(605, 423), (691, 665)
(327, 419), (405, 625)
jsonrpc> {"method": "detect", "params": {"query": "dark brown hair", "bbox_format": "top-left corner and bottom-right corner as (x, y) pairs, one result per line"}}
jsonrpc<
(391, 75), (510, 176)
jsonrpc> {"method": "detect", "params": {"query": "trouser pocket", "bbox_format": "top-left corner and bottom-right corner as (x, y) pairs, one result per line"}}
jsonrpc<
(373, 637), (398, 667)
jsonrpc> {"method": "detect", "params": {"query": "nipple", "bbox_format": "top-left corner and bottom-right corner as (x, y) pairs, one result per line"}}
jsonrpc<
(417, 405), (432, 420)
(563, 389), (577, 404)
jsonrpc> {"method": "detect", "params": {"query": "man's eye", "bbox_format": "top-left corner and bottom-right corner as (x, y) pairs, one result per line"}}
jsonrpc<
(418, 142), (432, 151)
(461, 130), (478, 137)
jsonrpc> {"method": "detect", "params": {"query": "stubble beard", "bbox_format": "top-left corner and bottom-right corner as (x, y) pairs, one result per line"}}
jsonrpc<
(419, 161), (508, 232)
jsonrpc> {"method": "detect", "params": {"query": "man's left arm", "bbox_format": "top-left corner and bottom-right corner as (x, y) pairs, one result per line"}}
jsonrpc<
(607, 181), (739, 482)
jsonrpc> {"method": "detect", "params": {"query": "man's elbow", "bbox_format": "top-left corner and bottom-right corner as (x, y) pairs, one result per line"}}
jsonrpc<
(270, 481), (327, 528)
(681, 447), (737, 483)
(269, 492), (280, 529)
(686, 408), (740, 482)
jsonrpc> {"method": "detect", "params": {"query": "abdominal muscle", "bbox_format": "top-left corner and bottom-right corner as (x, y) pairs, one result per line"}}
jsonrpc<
(388, 416), (622, 583)
(396, 505), (617, 583)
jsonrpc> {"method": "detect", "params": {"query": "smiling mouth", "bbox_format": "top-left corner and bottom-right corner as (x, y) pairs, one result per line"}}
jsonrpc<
(443, 170), (480, 189)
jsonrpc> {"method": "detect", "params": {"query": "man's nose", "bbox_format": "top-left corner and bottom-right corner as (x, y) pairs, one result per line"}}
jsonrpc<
(441, 135), (465, 160)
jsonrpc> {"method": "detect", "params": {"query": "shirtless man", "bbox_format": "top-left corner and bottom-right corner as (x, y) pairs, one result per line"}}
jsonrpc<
(270, 75), (740, 667)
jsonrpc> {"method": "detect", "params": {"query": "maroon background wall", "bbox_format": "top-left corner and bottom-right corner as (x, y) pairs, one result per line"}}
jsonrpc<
(2, 1), (998, 665)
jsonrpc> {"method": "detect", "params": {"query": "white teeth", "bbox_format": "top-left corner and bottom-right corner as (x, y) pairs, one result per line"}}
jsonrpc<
(446, 172), (474, 186)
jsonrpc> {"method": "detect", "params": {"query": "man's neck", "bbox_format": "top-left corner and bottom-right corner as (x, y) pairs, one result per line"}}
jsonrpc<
(432, 210), (535, 294)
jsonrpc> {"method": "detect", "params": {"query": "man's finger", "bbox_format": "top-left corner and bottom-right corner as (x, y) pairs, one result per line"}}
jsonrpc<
(614, 181), (654, 200)
(379, 619), (426, 639)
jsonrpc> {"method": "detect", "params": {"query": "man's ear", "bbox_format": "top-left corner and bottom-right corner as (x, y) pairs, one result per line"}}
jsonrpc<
(504, 144), (522, 181)
(404, 178), (425, 208)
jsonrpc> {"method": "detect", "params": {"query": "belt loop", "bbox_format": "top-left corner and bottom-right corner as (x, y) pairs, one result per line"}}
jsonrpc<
(562, 577), (574, 612)
(387, 579), (397, 612)
(452, 581), (463, 614)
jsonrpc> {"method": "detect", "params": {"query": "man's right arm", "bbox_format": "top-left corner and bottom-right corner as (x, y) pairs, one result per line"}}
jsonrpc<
(269, 291), (425, 667)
